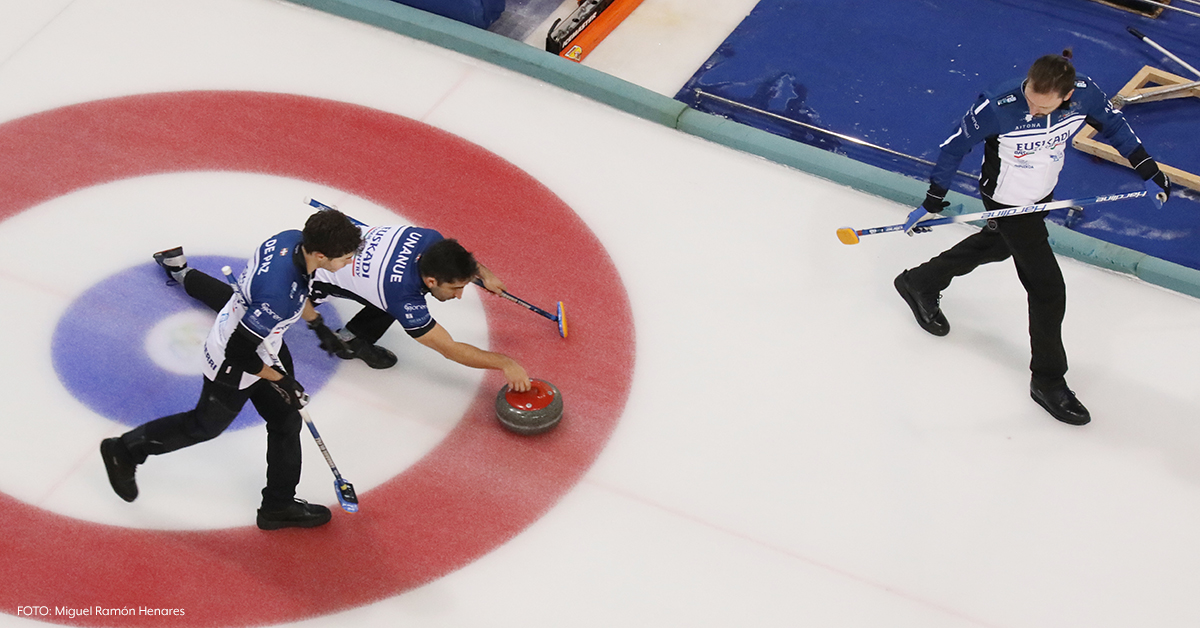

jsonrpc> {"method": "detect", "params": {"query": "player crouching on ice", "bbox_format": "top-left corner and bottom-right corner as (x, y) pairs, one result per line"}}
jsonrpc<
(306, 221), (532, 393)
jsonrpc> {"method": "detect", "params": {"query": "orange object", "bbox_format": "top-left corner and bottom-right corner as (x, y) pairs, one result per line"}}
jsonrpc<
(559, 0), (646, 62)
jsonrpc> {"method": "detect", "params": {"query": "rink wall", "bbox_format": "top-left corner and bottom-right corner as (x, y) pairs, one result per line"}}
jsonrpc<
(285, 0), (1200, 300)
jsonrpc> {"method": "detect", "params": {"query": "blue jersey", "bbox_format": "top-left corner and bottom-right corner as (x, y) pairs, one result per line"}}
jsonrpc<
(931, 74), (1141, 206)
(313, 224), (443, 337)
(204, 230), (310, 388)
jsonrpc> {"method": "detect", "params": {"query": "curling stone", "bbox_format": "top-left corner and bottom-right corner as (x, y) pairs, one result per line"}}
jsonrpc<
(495, 379), (563, 435)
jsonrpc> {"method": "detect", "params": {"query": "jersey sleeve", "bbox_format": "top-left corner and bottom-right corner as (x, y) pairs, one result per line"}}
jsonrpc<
(1079, 79), (1142, 158)
(225, 323), (266, 375)
(930, 94), (999, 192)
(389, 296), (436, 338)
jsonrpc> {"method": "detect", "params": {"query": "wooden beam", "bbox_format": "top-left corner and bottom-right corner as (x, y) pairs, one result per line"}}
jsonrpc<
(1072, 65), (1200, 192)
(1087, 0), (1167, 18)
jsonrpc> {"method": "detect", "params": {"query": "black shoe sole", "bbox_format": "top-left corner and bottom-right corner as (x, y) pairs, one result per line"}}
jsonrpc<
(256, 512), (332, 530)
(336, 344), (398, 369)
(894, 273), (950, 337)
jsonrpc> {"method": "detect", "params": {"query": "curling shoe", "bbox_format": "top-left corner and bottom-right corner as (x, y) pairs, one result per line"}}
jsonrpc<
(256, 499), (332, 530)
(335, 335), (398, 369)
(1030, 380), (1091, 426)
(152, 246), (189, 285)
(100, 438), (139, 502)
(894, 271), (949, 336)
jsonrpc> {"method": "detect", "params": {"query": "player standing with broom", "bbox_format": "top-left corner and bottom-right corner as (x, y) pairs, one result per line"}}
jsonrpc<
(893, 50), (1171, 425)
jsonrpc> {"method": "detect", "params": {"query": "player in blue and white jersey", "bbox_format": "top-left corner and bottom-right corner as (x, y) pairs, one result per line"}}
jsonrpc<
(100, 209), (363, 530)
(310, 222), (532, 392)
(893, 50), (1170, 426)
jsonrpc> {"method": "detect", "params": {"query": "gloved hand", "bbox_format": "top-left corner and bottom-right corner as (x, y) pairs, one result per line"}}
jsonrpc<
(1130, 145), (1170, 208)
(271, 374), (308, 410)
(1143, 171), (1170, 209)
(307, 313), (348, 356)
(922, 187), (951, 213)
(902, 207), (931, 236)
(905, 187), (950, 235)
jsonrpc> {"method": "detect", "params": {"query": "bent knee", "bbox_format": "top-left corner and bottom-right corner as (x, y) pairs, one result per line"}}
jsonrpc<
(185, 394), (240, 441)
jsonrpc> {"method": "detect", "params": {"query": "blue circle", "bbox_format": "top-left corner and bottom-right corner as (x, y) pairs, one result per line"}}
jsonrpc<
(52, 256), (342, 431)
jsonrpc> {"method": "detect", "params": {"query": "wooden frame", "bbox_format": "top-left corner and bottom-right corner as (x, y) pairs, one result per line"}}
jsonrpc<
(1072, 65), (1200, 192)
(1088, 0), (1168, 18)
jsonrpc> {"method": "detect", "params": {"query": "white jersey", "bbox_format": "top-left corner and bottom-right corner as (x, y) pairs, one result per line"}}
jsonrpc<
(931, 74), (1141, 207)
(312, 223), (443, 336)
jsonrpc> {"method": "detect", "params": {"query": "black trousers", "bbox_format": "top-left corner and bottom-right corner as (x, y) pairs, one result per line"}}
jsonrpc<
(311, 279), (396, 343)
(345, 304), (395, 343)
(121, 270), (303, 510)
(904, 194), (1068, 387)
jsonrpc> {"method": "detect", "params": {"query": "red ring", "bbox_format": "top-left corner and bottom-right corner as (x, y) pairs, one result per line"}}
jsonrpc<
(0, 92), (635, 626)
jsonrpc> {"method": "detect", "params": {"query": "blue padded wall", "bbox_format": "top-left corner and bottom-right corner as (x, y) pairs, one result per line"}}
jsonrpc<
(392, 0), (504, 28)
(677, 0), (1200, 270)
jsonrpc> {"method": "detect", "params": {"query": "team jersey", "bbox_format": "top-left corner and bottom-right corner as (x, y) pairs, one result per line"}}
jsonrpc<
(312, 224), (443, 337)
(203, 230), (311, 389)
(931, 74), (1142, 206)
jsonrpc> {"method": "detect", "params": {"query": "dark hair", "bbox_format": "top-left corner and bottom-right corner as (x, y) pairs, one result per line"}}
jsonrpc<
(418, 238), (478, 284)
(302, 209), (363, 259)
(1028, 49), (1076, 98)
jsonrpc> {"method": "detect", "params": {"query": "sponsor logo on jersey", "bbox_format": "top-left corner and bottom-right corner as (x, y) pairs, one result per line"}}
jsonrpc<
(356, 226), (390, 276)
(997, 94), (1017, 106)
(1013, 130), (1071, 157)
(1075, 80), (1087, 89)
(258, 302), (282, 322)
(964, 111), (981, 132)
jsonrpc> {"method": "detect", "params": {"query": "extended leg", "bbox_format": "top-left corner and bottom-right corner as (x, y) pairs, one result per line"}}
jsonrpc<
(101, 377), (246, 502)
(152, 247), (235, 312)
(897, 226), (1012, 336)
(183, 269), (235, 312)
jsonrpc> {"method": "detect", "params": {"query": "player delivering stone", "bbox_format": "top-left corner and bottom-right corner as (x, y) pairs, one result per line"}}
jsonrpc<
(309, 220), (532, 393)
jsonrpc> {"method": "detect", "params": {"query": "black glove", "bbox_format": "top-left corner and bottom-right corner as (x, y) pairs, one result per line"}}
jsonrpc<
(922, 184), (951, 214)
(1130, 145), (1171, 203)
(307, 313), (348, 356)
(270, 374), (307, 410)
